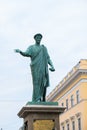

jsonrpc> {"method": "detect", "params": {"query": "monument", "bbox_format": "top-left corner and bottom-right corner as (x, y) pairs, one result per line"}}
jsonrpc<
(15, 34), (65, 130)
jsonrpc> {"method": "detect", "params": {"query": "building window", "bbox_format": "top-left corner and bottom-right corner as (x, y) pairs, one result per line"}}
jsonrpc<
(71, 95), (74, 107)
(67, 123), (69, 130)
(76, 90), (80, 103)
(78, 118), (81, 130)
(66, 99), (68, 110)
(72, 121), (75, 130)
(61, 102), (64, 106)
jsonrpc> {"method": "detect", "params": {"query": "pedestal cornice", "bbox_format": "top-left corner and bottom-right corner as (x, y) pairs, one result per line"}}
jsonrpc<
(18, 104), (65, 118)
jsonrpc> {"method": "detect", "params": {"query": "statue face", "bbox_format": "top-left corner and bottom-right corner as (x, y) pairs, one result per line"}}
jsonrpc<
(35, 36), (42, 44)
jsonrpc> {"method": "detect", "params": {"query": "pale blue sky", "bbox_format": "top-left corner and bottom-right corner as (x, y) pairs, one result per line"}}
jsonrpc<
(0, 0), (87, 129)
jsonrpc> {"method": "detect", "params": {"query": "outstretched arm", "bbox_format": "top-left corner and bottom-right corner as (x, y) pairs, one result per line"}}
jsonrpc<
(14, 49), (31, 57)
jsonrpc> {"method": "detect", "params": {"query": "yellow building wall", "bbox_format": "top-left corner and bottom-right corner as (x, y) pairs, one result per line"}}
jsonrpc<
(53, 74), (87, 102)
(83, 100), (87, 130)
(60, 101), (84, 130)
(52, 75), (87, 130)
(47, 60), (87, 130)
(58, 81), (87, 105)
(52, 76), (80, 102)
(80, 82), (87, 99)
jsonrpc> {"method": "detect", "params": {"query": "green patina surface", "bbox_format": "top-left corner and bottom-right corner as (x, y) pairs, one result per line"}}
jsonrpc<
(26, 101), (58, 106)
(15, 33), (55, 103)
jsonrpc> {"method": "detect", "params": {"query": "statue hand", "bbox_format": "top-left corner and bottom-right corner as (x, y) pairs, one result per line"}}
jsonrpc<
(14, 49), (21, 53)
(49, 67), (55, 72)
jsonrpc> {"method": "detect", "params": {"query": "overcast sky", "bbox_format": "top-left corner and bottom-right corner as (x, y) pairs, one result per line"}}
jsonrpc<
(0, 0), (87, 129)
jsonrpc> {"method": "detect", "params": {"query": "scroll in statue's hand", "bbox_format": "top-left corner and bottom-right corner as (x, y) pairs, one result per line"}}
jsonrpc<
(49, 67), (55, 72)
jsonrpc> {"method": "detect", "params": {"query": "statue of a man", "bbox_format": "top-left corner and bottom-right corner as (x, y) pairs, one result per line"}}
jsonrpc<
(15, 33), (55, 102)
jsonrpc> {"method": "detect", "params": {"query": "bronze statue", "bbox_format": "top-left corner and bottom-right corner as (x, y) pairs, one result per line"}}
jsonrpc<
(15, 33), (55, 102)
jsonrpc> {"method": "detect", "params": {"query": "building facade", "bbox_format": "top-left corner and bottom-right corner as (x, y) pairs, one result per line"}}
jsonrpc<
(47, 59), (87, 130)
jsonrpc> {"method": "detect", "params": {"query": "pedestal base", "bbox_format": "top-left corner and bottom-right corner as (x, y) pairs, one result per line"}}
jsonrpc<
(18, 103), (65, 130)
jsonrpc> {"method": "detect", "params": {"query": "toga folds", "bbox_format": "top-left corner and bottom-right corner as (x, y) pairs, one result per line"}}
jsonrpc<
(25, 44), (50, 102)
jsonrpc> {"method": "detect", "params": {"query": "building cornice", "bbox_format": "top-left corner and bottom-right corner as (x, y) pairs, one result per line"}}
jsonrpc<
(47, 69), (87, 101)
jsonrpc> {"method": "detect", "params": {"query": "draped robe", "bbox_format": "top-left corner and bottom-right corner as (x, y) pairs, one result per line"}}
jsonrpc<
(26, 44), (50, 102)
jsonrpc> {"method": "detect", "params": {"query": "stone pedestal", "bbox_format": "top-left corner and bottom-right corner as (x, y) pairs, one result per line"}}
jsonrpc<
(18, 103), (65, 130)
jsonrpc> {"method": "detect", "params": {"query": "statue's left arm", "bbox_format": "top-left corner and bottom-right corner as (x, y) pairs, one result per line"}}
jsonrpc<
(48, 57), (55, 71)
(43, 45), (55, 72)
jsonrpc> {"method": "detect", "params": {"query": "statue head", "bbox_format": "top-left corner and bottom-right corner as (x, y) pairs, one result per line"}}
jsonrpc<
(34, 33), (43, 44)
